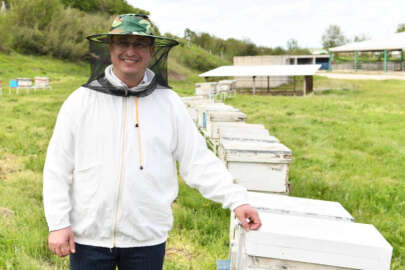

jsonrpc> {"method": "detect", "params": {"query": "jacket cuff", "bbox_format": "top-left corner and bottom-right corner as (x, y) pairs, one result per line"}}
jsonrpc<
(228, 189), (249, 211)
(48, 222), (71, 232)
(230, 200), (250, 212)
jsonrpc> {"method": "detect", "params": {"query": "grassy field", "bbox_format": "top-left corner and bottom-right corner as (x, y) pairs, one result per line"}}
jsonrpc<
(225, 79), (405, 269)
(0, 52), (404, 269)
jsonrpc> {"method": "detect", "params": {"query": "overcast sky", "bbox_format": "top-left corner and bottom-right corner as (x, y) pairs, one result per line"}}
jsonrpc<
(128, 0), (405, 49)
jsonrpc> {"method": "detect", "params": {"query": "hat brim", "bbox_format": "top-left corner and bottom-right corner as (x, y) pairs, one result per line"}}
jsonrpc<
(86, 33), (179, 47)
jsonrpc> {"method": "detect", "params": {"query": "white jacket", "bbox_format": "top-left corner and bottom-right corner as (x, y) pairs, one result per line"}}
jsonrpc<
(43, 69), (248, 248)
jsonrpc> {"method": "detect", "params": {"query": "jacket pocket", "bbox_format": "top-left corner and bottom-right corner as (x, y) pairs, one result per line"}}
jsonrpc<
(137, 201), (172, 225)
(72, 162), (102, 209)
(71, 162), (102, 235)
(123, 201), (173, 242)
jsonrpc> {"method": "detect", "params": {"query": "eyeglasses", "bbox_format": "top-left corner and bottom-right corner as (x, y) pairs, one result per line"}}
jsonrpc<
(113, 40), (152, 50)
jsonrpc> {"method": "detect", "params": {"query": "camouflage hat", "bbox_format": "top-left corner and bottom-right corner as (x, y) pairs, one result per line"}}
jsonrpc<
(86, 14), (178, 47)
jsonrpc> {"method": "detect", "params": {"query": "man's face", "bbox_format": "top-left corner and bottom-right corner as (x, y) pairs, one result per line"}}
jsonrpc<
(109, 35), (155, 84)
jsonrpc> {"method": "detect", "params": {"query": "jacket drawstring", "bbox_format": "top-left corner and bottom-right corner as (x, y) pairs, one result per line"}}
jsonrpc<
(134, 97), (144, 170)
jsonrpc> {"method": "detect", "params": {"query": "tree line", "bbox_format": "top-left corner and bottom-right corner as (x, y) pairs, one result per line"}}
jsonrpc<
(1, 0), (404, 64)
(183, 28), (311, 62)
(321, 23), (405, 49)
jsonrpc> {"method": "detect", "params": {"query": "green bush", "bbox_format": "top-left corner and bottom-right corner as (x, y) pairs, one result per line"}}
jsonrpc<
(44, 9), (111, 60)
(0, 0), (149, 60)
(0, 0), (112, 60)
(170, 42), (230, 72)
(61, 0), (148, 15)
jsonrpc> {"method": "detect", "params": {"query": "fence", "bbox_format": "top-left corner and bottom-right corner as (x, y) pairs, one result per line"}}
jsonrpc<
(332, 61), (405, 72)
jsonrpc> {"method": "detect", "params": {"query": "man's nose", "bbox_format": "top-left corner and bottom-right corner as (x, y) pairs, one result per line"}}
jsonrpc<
(125, 46), (139, 55)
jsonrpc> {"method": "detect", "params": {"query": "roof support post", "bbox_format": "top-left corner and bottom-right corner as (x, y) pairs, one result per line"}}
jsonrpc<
(328, 51), (333, 72)
(354, 51), (358, 72)
(384, 50), (388, 73)
(303, 75), (313, 96)
(267, 76), (270, 93)
(252, 76), (256, 95)
(400, 50), (404, 71)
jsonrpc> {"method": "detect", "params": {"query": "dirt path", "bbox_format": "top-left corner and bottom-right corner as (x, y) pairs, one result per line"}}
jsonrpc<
(316, 72), (405, 80)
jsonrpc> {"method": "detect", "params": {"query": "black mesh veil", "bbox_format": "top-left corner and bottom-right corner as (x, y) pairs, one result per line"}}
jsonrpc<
(83, 39), (178, 97)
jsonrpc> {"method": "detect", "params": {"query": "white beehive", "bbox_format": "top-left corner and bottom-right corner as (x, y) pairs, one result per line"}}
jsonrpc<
(219, 139), (292, 193)
(195, 103), (239, 130)
(181, 95), (205, 104)
(234, 212), (393, 270)
(229, 192), (355, 269)
(213, 122), (269, 142)
(205, 111), (247, 139)
(195, 82), (218, 97)
(210, 123), (271, 154)
(182, 97), (213, 124)
(33, 76), (51, 89)
(16, 78), (32, 88)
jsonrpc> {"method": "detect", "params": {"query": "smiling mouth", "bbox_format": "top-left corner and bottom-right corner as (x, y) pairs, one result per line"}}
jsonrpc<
(120, 56), (140, 63)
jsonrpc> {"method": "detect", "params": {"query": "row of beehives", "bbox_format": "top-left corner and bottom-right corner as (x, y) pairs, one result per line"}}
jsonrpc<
(195, 80), (236, 100)
(181, 95), (393, 270)
(0, 77), (52, 95)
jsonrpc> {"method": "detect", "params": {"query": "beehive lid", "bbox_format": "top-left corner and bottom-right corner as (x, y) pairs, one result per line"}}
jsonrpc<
(182, 98), (213, 108)
(220, 139), (292, 162)
(245, 212), (393, 270)
(181, 96), (205, 102)
(196, 103), (238, 112)
(248, 192), (353, 221)
(216, 122), (266, 130)
(220, 129), (278, 143)
(207, 111), (247, 121)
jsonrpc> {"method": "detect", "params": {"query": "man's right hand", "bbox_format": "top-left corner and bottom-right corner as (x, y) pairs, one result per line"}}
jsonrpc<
(48, 226), (76, 257)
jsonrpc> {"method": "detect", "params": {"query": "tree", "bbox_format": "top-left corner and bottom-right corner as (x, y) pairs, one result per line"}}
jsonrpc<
(322, 25), (348, 49)
(397, 23), (405, 33)
(286, 38), (298, 51)
(353, 33), (370, 42)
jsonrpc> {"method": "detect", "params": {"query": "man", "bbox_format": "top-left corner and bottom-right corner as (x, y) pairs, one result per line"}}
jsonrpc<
(43, 14), (261, 270)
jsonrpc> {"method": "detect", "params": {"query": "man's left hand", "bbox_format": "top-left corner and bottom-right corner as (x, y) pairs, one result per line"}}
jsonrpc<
(234, 204), (262, 232)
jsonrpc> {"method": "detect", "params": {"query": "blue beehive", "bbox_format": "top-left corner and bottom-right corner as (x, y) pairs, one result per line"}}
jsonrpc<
(9, 80), (18, 88)
(216, 259), (230, 270)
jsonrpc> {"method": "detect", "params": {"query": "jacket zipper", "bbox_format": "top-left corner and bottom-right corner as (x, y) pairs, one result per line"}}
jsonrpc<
(113, 97), (128, 247)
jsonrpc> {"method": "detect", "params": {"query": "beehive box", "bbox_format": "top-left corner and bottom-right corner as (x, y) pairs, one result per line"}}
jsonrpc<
(34, 77), (50, 88)
(213, 122), (269, 142)
(206, 111), (247, 139)
(210, 123), (272, 154)
(195, 103), (239, 130)
(218, 139), (292, 193)
(181, 95), (205, 105)
(233, 212), (393, 270)
(195, 82), (218, 97)
(16, 78), (32, 88)
(229, 192), (355, 267)
(182, 97), (213, 124)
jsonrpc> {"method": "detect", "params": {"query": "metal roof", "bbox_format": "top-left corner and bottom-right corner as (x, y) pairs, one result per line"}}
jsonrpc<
(330, 32), (405, 52)
(199, 64), (321, 77)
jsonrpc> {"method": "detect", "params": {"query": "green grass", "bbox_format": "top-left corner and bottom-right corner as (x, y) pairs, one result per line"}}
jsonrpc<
(226, 80), (405, 270)
(0, 52), (404, 269)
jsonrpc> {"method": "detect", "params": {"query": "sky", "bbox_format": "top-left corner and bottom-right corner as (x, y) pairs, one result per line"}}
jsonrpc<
(128, 0), (405, 49)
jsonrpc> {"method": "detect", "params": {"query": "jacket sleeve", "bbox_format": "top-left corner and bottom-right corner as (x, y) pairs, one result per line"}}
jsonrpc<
(43, 93), (77, 231)
(172, 94), (248, 211)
